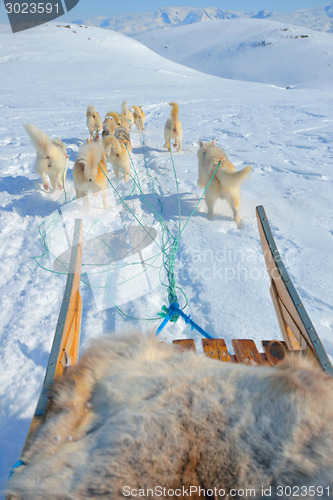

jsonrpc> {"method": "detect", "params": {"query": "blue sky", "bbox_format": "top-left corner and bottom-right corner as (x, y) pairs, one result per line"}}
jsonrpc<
(0, 0), (329, 24)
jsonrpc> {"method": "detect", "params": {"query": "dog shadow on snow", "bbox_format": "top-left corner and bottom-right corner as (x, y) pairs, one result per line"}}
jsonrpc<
(126, 190), (233, 225)
(0, 175), (64, 217)
(132, 145), (167, 155)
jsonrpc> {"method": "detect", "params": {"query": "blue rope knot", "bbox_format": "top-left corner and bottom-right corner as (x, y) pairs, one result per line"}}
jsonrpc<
(157, 302), (214, 339)
(158, 303), (180, 323)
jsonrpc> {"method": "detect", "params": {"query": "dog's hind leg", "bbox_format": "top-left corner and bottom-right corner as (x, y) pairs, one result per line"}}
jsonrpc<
(75, 189), (89, 205)
(226, 193), (242, 229)
(112, 165), (122, 179)
(55, 171), (65, 190)
(204, 189), (216, 220)
(174, 134), (182, 151)
(124, 162), (131, 183)
(40, 169), (50, 191)
(49, 172), (60, 190)
(197, 165), (205, 189)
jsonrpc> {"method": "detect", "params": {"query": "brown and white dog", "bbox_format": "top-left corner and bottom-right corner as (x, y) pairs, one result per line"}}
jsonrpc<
(73, 141), (108, 208)
(104, 136), (131, 182)
(86, 105), (103, 141)
(132, 105), (145, 132)
(23, 123), (68, 191)
(164, 102), (182, 151)
(197, 139), (252, 227)
(7, 332), (333, 500)
(121, 101), (134, 131)
(104, 111), (129, 132)
(102, 118), (115, 143)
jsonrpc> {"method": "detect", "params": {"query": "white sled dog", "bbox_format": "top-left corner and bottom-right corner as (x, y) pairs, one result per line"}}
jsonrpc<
(197, 139), (252, 227)
(23, 123), (68, 191)
(164, 101), (182, 151)
(86, 105), (103, 141)
(7, 332), (333, 500)
(73, 141), (108, 208)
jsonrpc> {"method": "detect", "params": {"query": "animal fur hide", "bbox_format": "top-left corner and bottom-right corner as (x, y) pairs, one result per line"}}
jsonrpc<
(7, 332), (333, 499)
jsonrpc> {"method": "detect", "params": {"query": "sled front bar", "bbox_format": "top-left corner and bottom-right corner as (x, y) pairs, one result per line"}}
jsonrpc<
(256, 206), (333, 376)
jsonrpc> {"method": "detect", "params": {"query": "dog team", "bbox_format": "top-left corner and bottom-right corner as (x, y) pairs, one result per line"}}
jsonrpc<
(23, 101), (252, 227)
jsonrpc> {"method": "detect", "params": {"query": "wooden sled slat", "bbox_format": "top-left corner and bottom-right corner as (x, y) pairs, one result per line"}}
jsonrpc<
(173, 339), (196, 351)
(256, 205), (333, 376)
(21, 219), (83, 455)
(202, 339), (231, 362)
(232, 339), (263, 365)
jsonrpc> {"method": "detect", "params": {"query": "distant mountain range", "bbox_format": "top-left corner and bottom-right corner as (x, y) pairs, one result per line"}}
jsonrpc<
(72, 5), (333, 37)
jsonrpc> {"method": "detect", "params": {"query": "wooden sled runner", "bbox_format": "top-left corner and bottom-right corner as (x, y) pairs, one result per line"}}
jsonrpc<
(7, 206), (333, 492)
(16, 219), (83, 459)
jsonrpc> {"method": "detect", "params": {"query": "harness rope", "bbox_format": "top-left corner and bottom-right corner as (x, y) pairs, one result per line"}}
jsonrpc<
(34, 119), (220, 333)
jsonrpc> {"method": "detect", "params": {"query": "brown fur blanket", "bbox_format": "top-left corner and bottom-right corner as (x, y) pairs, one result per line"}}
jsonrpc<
(7, 332), (333, 499)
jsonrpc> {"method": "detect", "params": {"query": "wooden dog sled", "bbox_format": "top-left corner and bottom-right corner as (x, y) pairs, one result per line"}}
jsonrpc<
(7, 206), (333, 493)
(175, 206), (333, 374)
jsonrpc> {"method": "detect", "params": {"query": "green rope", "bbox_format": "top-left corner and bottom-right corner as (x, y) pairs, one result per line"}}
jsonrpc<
(33, 125), (221, 325)
(139, 134), (163, 216)
(168, 121), (182, 233)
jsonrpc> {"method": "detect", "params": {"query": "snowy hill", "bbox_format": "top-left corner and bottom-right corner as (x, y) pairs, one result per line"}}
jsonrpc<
(138, 19), (333, 88)
(1, 21), (333, 495)
(73, 4), (333, 36)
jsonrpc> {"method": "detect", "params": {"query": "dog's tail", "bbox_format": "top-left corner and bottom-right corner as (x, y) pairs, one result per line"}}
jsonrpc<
(95, 112), (103, 131)
(86, 105), (96, 118)
(168, 102), (179, 122)
(77, 141), (104, 167)
(216, 165), (252, 189)
(105, 111), (121, 127)
(23, 123), (52, 156)
(87, 115), (95, 135)
(121, 101), (130, 115)
(132, 105), (141, 117)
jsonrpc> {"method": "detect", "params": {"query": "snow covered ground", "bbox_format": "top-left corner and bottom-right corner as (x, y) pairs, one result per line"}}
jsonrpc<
(0, 19), (333, 494)
(138, 19), (333, 87)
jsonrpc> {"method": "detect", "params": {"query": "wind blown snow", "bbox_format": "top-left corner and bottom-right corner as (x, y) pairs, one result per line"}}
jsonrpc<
(0, 18), (332, 495)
